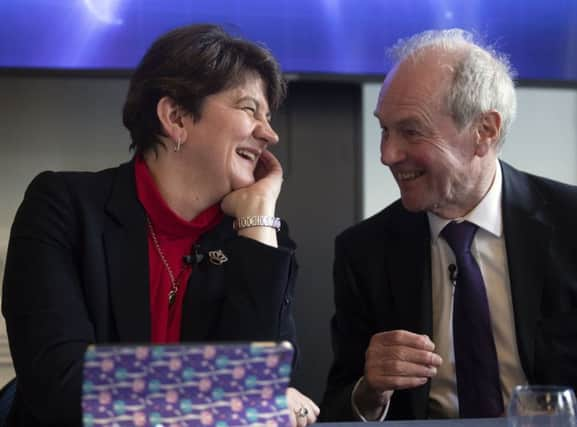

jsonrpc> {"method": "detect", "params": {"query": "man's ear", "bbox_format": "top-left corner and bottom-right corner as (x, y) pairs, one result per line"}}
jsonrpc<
(474, 111), (501, 157)
(157, 96), (187, 141)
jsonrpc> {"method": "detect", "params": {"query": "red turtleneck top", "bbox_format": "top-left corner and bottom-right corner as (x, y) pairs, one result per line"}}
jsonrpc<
(134, 155), (223, 342)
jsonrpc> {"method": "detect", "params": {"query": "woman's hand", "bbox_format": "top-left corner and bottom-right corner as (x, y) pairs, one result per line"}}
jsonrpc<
(221, 150), (284, 247)
(287, 387), (319, 427)
(220, 149), (283, 219)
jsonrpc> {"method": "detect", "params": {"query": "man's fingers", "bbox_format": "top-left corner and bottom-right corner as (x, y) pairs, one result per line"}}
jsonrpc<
(367, 358), (438, 379)
(367, 345), (442, 367)
(364, 341), (442, 394)
(371, 330), (436, 351)
(364, 330), (443, 396)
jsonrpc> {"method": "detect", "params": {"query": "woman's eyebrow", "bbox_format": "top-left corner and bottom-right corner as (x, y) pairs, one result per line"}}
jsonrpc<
(238, 96), (271, 120)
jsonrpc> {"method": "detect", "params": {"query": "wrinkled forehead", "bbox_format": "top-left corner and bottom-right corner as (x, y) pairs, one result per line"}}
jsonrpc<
(376, 49), (458, 115)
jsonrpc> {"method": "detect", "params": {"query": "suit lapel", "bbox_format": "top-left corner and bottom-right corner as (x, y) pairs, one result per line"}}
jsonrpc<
(501, 162), (550, 382)
(387, 212), (432, 335)
(386, 208), (432, 418)
(180, 217), (234, 341)
(103, 161), (151, 342)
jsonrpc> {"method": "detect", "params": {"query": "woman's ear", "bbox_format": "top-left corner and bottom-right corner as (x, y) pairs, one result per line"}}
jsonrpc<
(474, 111), (501, 157)
(157, 96), (187, 142)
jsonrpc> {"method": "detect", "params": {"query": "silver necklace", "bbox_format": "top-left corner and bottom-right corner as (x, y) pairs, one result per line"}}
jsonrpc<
(145, 215), (188, 306)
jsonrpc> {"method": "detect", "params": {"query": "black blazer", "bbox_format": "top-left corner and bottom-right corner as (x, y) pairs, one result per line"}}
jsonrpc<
(2, 161), (298, 426)
(321, 161), (577, 421)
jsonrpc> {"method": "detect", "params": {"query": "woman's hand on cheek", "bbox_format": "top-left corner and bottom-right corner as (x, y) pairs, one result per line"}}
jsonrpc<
(221, 149), (283, 219)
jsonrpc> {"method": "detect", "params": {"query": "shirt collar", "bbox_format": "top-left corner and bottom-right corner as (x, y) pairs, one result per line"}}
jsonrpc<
(428, 160), (503, 241)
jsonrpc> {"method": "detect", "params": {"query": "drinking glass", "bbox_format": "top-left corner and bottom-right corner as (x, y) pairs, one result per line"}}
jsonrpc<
(508, 385), (577, 427)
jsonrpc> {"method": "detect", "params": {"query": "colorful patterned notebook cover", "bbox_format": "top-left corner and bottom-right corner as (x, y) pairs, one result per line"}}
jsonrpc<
(82, 341), (294, 427)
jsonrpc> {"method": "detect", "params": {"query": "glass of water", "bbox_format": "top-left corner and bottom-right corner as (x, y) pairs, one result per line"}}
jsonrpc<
(508, 385), (577, 427)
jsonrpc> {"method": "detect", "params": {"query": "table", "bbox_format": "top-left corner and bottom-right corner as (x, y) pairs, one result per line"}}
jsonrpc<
(319, 419), (508, 427)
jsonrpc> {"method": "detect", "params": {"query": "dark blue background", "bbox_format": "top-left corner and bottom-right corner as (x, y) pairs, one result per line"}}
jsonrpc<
(1, 0), (576, 82)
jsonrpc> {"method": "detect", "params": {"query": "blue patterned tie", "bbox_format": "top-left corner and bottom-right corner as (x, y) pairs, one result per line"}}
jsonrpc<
(441, 221), (504, 418)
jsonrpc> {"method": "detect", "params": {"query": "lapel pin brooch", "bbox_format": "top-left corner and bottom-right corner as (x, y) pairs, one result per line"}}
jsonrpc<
(208, 250), (228, 266)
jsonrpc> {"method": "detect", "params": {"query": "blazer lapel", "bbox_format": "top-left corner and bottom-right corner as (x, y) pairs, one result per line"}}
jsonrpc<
(387, 212), (433, 335)
(501, 161), (550, 382)
(386, 209), (432, 418)
(103, 161), (151, 342)
(180, 216), (235, 341)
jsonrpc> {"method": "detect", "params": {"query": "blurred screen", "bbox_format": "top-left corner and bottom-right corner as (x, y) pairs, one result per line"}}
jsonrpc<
(1, 0), (576, 82)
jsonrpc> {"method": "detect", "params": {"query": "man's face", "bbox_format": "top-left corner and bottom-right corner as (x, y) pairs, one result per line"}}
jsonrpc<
(374, 52), (492, 219)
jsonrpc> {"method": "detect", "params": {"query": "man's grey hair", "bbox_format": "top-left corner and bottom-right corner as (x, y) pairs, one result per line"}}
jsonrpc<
(389, 29), (517, 147)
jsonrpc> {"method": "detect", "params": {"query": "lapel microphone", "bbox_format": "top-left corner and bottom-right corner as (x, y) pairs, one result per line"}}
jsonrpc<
(183, 244), (205, 266)
(448, 263), (458, 286)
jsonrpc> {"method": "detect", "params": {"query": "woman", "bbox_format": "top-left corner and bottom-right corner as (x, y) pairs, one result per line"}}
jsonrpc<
(2, 24), (318, 426)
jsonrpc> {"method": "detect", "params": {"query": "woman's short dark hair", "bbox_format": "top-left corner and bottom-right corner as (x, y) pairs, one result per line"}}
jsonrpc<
(122, 24), (287, 154)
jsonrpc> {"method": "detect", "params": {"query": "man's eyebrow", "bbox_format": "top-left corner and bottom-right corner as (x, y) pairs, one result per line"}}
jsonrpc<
(372, 112), (421, 126)
(397, 117), (423, 128)
(373, 111), (385, 127)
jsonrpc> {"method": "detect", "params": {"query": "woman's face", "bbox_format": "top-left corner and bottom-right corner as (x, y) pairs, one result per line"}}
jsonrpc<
(182, 73), (279, 194)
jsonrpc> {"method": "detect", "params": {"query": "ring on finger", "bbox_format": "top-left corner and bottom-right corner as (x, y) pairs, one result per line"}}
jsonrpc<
(295, 406), (309, 418)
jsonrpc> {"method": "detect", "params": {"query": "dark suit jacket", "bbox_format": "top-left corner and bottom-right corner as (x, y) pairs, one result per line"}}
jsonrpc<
(2, 161), (298, 426)
(321, 161), (577, 421)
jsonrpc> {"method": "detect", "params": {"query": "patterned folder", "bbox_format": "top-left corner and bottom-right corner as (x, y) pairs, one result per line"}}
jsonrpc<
(82, 341), (294, 427)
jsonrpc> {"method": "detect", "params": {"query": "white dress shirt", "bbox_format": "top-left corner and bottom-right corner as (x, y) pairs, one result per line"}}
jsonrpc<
(427, 162), (527, 417)
(352, 162), (528, 420)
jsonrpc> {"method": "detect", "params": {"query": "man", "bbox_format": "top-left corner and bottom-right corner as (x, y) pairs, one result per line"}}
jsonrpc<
(321, 28), (577, 421)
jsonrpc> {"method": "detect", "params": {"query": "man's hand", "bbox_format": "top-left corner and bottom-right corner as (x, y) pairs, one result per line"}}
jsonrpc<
(353, 330), (443, 420)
